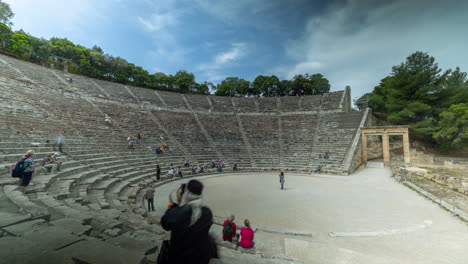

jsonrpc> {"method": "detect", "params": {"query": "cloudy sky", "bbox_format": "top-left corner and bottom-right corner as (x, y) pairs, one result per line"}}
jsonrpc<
(6, 0), (468, 100)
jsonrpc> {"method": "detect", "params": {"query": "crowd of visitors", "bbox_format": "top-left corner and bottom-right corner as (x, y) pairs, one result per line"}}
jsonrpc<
(155, 142), (173, 154)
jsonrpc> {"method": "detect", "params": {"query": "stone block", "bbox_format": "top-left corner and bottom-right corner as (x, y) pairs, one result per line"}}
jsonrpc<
(58, 238), (145, 264)
(22, 226), (84, 251)
(2, 219), (47, 236)
(0, 237), (74, 264)
(106, 232), (159, 255)
(50, 218), (92, 236)
(0, 212), (31, 228)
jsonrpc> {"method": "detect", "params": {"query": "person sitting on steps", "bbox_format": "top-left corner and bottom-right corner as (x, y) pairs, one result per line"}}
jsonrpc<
(51, 152), (63, 171)
(223, 214), (239, 242)
(240, 219), (255, 249)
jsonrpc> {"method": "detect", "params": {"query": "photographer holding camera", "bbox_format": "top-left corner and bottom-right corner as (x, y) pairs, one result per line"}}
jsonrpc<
(158, 180), (218, 264)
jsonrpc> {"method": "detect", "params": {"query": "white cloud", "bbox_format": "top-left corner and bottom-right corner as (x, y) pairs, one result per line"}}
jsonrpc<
(196, 42), (248, 81)
(137, 12), (177, 32)
(215, 43), (247, 64)
(280, 0), (468, 100)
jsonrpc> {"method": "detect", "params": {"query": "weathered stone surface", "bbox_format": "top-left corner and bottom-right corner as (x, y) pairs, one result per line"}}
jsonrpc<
(22, 226), (84, 251)
(2, 219), (47, 236)
(50, 218), (92, 236)
(58, 238), (145, 264)
(0, 237), (74, 264)
(106, 231), (159, 255)
(0, 212), (31, 228)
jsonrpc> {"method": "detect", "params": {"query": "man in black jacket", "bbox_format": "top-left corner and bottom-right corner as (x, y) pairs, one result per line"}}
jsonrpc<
(160, 180), (218, 264)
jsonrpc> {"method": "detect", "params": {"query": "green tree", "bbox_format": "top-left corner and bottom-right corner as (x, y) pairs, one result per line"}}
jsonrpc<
(0, 22), (12, 49)
(10, 32), (31, 59)
(28, 36), (51, 64)
(214, 77), (251, 96)
(252, 75), (280, 97)
(433, 103), (468, 151)
(196, 81), (211, 95)
(278, 80), (291, 96)
(173, 70), (195, 92)
(0, 1), (14, 27)
(441, 67), (468, 108)
(291, 73), (330, 96)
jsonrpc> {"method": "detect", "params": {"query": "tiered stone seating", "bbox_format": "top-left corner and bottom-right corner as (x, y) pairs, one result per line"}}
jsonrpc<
(157, 90), (187, 109)
(257, 97), (278, 112)
(51, 70), (108, 97)
(300, 94), (322, 111)
(93, 79), (139, 103)
(280, 96), (301, 112)
(281, 114), (318, 168)
(131, 86), (164, 106)
(321, 90), (344, 111)
(234, 97), (258, 112)
(240, 115), (280, 168)
(0, 55), (24, 78)
(211, 96), (234, 112)
(198, 114), (252, 167)
(309, 112), (362, 173)
(156, 110), (219, 163)
(184, 94), (211, 111)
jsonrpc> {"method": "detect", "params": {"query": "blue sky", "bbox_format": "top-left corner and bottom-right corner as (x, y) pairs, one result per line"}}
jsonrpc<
(6, 0), (468, 100)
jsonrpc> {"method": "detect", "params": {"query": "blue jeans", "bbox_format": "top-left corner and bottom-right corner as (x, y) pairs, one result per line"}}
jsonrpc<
(248, 241), (255, 248)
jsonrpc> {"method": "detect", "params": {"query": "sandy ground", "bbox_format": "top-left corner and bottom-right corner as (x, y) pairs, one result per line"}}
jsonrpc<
(153, 168), (468, 264)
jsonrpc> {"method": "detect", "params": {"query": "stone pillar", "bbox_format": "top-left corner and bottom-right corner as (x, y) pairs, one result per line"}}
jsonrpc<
(361, 133), (368, 164)
(382, 133), (390, 165)
(403, 132), (410, 164)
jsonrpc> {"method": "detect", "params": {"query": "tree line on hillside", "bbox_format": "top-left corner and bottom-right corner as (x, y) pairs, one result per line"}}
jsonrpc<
(356, 51), (468, 152)
(0, 2), (330, 97)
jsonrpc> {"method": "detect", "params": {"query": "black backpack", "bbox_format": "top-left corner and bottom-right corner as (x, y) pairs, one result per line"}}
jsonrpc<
(223, 222), (234, 238)
(12, 158), (28, 178)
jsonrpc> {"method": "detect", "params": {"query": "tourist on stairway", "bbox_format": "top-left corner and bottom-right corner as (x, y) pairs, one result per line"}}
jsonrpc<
(156, 164), (161, 180)
(160, 180), (218, 264)
(19, 150), (40, 193)
(54, 134), (64, 153)
(145, 186), (155, 211)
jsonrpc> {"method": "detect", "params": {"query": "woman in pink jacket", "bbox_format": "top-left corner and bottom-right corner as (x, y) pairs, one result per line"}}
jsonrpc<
(240, 219), (255, 248)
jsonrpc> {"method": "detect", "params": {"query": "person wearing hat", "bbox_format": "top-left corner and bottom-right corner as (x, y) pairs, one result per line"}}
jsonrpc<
(160, 180), (218, 264)
(51, 152), (63, 172)
(20, 150), (40, 193)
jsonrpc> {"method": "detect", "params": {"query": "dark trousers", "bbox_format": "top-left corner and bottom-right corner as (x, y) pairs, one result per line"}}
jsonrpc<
(147, 198), (154, 211)
(156, 172), (160, 180)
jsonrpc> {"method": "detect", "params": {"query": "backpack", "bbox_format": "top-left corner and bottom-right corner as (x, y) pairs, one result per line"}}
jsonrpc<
(223, 221), (234, 238)
(12, 158), (28, 178)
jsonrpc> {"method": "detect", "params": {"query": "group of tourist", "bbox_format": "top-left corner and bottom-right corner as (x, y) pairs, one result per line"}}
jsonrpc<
(13, 150), (64, 193)
(156, 179), (256, 263)
(127, 133), (146, 150)
(222, 215), (255, 249)
(155, 142), (173, 154)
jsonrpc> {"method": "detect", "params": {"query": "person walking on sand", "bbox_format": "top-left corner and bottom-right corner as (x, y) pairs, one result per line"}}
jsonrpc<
(279, 171), (285, 190)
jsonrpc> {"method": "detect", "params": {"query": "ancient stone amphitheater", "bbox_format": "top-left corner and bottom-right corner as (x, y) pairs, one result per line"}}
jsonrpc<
(0, 53), (369, 263)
